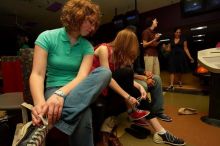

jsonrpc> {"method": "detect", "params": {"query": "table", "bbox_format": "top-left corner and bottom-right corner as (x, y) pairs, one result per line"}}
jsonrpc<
(0, 92), (23, 110)
(0, 92), (24, 145)
(198, 48), (220, 127)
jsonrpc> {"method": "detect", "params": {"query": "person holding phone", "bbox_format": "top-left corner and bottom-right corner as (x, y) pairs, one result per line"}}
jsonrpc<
(142, 17), (161, 75)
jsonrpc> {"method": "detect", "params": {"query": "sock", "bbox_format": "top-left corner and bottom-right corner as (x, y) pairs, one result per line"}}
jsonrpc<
(157, 128), (166, 135)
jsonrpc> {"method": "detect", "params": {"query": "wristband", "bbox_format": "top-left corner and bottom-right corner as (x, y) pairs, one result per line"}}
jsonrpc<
(127, 95), (131, 101)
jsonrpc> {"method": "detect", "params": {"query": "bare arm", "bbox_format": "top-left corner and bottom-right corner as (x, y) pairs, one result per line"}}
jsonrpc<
(183, 41), (194, 62)
(162, 43), (171, 52)
(133, 80), (147, 100)
(142, 33), (160, 48)
(134, 74), (155, 88)
(29, 45), (49, 125)
(30, 45), (93, 125)
(95, 45), (138, 106)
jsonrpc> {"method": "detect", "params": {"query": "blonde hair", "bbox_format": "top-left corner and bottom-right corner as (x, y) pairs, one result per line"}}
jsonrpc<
(60, 0), (101, 33)
(111, 29), (139, 67)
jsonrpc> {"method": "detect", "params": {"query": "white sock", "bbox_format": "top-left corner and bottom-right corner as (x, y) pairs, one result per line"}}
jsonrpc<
(157, 128), (166, 135)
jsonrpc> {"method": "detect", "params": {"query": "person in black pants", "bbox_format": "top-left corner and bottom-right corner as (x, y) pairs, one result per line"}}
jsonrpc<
(93, 28), (185, 146)
(128, 25), (172, 122)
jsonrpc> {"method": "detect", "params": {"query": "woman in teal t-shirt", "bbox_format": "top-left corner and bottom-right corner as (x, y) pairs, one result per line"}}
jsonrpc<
(29, 1), (111, 146)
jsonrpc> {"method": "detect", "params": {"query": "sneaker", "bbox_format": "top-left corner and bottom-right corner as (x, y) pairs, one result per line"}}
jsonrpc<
(128, 109), (150, 121)
(153, 131), (186, 146)
(17, 123), (48, 146)
(133, 118), (149, 126)
(166, 85), (174, 91)
(15, 115), (48, 146)
(178, 81), (183, 87)
(157, 113), (172, 122)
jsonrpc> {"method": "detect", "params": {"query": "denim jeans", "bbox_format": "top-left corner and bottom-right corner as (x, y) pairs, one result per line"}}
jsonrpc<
(135, 75), (164, 115)
(44, 67), (111, 146)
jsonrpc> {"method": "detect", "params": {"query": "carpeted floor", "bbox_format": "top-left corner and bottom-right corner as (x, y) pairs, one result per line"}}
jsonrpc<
(117, 92), (220, 146)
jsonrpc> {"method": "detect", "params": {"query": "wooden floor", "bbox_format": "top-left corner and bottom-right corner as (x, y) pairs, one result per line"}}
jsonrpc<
(118, 92), (220, 146)
(160, 71), (209, 94)
(117, 71), (220, 146)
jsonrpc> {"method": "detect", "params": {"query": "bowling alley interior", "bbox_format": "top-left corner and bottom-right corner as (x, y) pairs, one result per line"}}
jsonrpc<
(0, 0), (220, 146)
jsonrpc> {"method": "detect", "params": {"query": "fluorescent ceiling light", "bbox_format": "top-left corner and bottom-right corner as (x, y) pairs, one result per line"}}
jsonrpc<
(192, 34), (206, 38)
(194, 39), (204, 42)
(160, 39), (170, 42)
(190, 26), (207, 31)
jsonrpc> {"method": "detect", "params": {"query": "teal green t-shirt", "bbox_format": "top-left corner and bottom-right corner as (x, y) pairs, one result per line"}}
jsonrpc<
(35, 27), (94, 87)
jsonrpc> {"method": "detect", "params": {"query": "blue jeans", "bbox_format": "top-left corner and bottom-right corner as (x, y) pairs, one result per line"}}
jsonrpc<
(44, 67), (111, 146)
(135, 75), (164, 114)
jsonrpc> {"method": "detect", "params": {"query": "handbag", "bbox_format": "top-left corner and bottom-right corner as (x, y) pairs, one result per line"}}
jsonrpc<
(12, 102), (48, 146)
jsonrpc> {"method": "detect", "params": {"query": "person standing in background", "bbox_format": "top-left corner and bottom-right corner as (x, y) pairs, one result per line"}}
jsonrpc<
(16, 33), (31, 55)
(128, 25), (172, 122)
(142, 17), (161, 75)
(165, 28), (194, 90)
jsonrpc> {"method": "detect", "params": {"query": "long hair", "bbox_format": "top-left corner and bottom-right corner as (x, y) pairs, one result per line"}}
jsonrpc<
(60, 0), (101, 33)
(111, 29), (139, 67)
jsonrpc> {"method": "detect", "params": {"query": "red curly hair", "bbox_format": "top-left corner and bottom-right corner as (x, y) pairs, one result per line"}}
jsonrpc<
(60, 0), (101, 33)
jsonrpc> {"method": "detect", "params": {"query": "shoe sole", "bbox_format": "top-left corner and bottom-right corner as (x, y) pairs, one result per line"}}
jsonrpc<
(154, 140), (186, 146)
(129, 111), (150, 121)
(153, 133), (185, 146)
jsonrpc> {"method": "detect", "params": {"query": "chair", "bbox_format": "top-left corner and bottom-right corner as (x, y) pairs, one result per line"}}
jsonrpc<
(0, 49), (67, 146)
(2, 48), (103, 145)
(0, 56), (24, 146)
(19, 48), (34, 104)
(19, 48), (69, 146)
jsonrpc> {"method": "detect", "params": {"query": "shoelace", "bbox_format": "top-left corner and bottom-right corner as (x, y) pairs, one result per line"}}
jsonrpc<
(27, 115), (48, 146)
(27, 125), (47, 146)
(134, 97), (142, 108)
(131, 97), (144, 112)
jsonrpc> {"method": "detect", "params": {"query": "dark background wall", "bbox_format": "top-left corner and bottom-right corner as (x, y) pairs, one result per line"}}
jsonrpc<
(92, 3), (220, 71)
(95, 3), (220, 46)
(1, 2), (220, 58)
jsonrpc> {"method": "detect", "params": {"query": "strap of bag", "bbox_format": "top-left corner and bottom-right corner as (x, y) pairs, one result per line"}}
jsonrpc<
(20, 102), (33, 124)
(21, 102), (33, 110)
(20, 102), (48, 126)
